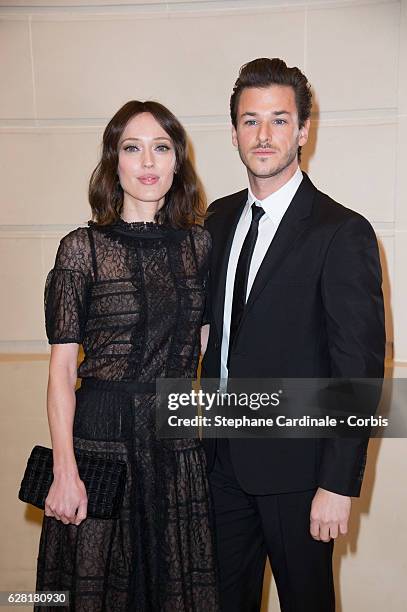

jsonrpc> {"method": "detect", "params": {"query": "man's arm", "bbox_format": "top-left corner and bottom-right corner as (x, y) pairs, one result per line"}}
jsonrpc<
(311, 213), (385, 541)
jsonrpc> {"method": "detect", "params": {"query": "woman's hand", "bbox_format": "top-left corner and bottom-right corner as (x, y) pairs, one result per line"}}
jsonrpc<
(45, 472), (88, 526)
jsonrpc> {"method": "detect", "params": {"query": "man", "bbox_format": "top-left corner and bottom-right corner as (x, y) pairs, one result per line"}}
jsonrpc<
(201, 58), (385, 611)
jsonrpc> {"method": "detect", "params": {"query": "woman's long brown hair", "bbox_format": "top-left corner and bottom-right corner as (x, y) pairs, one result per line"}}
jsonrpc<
(89, 100), (206, 228)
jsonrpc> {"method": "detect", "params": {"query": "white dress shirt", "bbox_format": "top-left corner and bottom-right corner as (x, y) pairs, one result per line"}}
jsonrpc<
(220, 167), (303, 381)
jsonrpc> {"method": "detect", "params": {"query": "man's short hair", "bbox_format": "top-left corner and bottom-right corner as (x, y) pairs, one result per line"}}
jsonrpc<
(230, 57), (312, 129)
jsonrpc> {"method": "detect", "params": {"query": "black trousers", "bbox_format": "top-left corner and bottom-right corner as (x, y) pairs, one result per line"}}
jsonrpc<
(209, 440), (335, 612)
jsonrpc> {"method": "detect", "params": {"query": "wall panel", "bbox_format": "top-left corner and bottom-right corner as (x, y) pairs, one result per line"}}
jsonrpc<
(31, 9), (304, 119)
(0, 19), (35, 118)
(0, 130), (100, 225)
(0, 238), (44, 342)
(307, 2), (399, 111)
(307, 120), (397, 222)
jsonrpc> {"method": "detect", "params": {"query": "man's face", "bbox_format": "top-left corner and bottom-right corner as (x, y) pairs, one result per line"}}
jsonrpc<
(232, 85), (310, 181)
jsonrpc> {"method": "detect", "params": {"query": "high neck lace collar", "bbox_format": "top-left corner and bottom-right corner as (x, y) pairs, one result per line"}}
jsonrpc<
(89, 219), (188, 244)
(116, 217), (162, 232)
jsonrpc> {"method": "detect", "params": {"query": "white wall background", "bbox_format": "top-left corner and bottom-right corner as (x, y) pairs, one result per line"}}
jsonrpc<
(0, 1), (406, 610)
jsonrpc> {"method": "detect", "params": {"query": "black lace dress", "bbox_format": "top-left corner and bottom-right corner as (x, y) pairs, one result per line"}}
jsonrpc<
(35, 219), (219, 612)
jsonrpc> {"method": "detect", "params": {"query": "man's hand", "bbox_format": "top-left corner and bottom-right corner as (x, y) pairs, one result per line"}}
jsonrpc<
(310, 487), (351, 542)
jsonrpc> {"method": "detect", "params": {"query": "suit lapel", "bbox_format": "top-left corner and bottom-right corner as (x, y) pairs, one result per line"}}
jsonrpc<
(211, 190), (247, 338)
(240, 173), (317, 325)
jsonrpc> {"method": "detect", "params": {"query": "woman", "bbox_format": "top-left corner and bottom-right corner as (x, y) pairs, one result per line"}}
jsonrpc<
(35, 101), (219, 611)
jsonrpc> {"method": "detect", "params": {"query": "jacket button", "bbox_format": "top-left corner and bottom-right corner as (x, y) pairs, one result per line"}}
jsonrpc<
(214, 341), (219, 349)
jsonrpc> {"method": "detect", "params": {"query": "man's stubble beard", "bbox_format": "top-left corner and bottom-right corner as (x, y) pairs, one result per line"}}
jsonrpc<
(239, 141), (299, 180)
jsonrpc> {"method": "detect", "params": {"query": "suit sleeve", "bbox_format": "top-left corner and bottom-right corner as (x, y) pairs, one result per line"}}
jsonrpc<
(318, 214), (385, 496)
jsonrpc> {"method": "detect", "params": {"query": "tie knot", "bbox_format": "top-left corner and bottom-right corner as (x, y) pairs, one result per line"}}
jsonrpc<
(251, 203), (265, 224)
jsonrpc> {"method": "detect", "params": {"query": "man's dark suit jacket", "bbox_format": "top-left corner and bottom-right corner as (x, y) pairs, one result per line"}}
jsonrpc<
(201, 173), (385, 497)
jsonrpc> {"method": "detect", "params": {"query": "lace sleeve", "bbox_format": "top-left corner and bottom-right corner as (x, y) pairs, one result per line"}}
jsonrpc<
(45, 228), (93, 344)
(201, 274), (211, 326)
(190, 226), (212, 326)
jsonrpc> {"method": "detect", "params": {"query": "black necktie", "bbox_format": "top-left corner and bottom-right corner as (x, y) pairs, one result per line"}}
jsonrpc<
(228, 203), (265, 367)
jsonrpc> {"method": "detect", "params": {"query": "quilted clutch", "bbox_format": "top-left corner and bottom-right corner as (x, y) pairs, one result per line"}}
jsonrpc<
(18, 445), (126, 520)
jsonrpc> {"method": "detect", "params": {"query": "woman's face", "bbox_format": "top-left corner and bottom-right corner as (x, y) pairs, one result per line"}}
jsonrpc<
(117, 112), (176, 210)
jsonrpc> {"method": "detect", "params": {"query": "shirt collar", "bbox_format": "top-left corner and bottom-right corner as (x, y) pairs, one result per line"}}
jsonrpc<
(247, 166), (303, 225)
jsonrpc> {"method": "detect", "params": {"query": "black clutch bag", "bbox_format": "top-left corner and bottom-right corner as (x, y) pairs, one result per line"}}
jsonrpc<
(18, 445), (126, 520)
